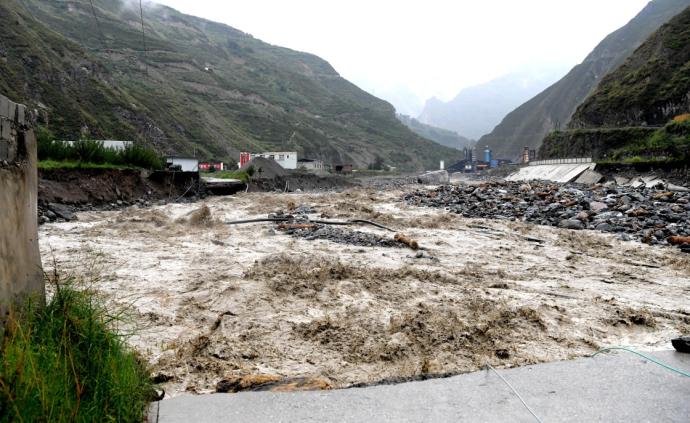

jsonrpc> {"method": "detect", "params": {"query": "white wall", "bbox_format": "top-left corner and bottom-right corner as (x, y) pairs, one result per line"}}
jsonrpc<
(298, 160), (324, 171)
(166, 157), (199, 172)
(253, 152), (297, 169)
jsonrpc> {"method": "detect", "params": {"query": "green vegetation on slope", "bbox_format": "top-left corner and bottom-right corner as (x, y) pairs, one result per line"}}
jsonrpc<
(539, 120), (690, 162)
(541, 7), (690, 163)
(1, 0), (460, 170)
(571, 6), (690, 128)
(0, 278), (153, 422)
(201, 169), (254, 182)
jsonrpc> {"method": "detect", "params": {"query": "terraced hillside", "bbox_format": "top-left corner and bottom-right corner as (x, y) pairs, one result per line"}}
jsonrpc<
(0, 0), (460, 170)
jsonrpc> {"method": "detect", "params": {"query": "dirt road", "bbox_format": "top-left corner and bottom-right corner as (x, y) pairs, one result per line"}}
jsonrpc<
(39, 187), (690, 396)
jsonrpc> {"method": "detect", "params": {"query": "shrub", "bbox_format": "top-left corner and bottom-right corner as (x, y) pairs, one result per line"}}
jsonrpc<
(34, 128), (163, 170)
(116, 144), (164, 169)
(672, 113), (690, 123)
(0, 278), (154, 422)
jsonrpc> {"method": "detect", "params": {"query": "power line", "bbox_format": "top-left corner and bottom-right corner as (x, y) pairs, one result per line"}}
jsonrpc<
(88, 0), (107, 50)
(139, 0), (148, 75)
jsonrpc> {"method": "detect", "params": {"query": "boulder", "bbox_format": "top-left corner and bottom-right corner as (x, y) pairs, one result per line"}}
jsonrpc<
(417, 170), (449, 185)
(559, 219), (584, 230)
(48, 203), (76, 221)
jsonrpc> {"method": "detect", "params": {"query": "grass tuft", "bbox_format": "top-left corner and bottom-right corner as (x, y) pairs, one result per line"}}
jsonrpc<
(0, 277), (153, 422)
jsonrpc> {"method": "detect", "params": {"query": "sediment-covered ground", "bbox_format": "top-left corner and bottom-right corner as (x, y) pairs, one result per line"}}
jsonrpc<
(39, 186), (690, 396)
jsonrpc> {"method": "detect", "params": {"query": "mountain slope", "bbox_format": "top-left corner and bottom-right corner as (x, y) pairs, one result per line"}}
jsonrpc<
(571, 6), (690, 127)
(417, 67), (567, 140)
(539, 6), (690, 162)
(479, 0), (690, 161)
(397, 114), (474, 150)
(1, 0), (460, 170)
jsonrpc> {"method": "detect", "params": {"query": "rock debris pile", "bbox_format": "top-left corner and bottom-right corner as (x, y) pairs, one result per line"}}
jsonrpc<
(267, 208), (407, 248)
(282, 225), (406, 248)
(404, 181), (690, 252)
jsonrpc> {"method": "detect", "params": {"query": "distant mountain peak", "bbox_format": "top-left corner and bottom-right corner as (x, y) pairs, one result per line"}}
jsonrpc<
(417, 67), (568, 141)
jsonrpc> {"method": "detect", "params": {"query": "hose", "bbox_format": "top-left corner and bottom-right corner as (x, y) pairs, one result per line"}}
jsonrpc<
(485, 363), (544, 423)
(591, 346), (690, 378)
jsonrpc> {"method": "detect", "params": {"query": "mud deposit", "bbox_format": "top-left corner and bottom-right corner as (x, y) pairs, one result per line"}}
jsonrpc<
(39, 188), (690, 396)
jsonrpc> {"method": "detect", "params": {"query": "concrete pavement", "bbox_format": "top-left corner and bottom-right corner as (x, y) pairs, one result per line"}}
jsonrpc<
(149, 350), (690, 422)
(506, 163), (595, 183)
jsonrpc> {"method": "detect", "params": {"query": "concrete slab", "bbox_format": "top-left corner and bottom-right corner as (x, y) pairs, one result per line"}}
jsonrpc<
(1, 119), (11, 142)
(150, 350), (690, 423)
(417, 170), (449, 185)
(574, 169), (604, 185)
(16, 104), (25, 125)
(7, 101), (16, 124)
(0, 95), (9, 119)
(506, 163), (594, 183)
(614, 176), (630, 185)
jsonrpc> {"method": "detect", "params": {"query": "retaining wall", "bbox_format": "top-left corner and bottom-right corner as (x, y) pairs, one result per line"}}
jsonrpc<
(0, 94), (43, 321)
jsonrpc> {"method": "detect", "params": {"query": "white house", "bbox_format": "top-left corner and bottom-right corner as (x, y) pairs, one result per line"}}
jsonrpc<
(252, 152), (297, 170)
(165, 157), (199, 172)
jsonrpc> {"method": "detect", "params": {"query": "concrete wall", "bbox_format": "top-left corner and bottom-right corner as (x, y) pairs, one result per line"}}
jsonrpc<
(0, 93), (43, 321)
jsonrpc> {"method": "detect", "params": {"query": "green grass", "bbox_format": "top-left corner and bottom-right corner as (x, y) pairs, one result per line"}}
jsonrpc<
(38, 160), (129, 170)
(201, 169), (253, 182)
(0, 277), (153, 422)
(608, 120), (690, 162)
(540, 121), (690, 162)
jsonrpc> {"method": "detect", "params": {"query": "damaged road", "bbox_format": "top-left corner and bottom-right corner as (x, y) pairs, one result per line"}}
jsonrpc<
(39, 187), (690, 397)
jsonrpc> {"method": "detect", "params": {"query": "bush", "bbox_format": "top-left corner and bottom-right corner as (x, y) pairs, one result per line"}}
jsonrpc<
(0, 278), (153, 422)
(116, 144), (164, 169)
(35, 128), (163, 170)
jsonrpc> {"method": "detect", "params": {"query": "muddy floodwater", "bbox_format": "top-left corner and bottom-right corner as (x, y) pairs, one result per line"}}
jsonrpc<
(39, 187), (690, 396)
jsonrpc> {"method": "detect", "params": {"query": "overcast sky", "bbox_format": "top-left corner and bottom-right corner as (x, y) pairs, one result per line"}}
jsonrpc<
(154, 0), (649, 104)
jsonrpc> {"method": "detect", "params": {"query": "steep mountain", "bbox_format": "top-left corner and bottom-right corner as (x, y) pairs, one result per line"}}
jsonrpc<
(539, 6), (690, 162)
(479, 0), (690, 161)
(417, 67), (568, 140)
(570, 6), (690, 128)
(397, 114), (474, 150)
(0, 0), (460, 170)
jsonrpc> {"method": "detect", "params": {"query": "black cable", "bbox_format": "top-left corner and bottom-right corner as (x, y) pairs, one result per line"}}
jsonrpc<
(139, 0), (148, 75)
(88, 0), (107, 50)
(224, 217), (395, 232)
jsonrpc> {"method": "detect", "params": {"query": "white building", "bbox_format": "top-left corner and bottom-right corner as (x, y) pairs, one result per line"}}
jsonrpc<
(252, 152), (297, 170)
(297, 158), (325, 171)
(165, 157), (199, 172)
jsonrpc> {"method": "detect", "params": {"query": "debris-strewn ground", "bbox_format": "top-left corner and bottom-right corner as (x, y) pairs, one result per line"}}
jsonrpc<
(39, 187), (690, 397)
(405, 181), (690, 251)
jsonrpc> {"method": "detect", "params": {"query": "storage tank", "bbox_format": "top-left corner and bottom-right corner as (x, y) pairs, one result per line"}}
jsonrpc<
(484, 146), (492, 163)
